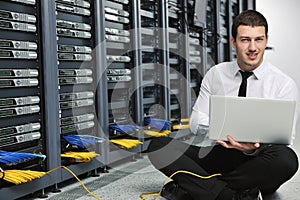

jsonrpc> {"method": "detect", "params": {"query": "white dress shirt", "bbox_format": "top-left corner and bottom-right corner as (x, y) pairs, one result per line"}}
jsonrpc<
(189, 60), (299, 141)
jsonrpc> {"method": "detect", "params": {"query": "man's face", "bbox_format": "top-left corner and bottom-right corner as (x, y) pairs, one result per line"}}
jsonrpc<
(231, 25), (268, 71)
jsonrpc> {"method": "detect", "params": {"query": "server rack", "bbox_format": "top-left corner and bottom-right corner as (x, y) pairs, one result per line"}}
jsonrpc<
(0, 0), (60, 198)
(55, 0), (104, 181)
(166, 0), (195, 138)
(103, 0), (142, 164)
(218, 0), (230, 63)
(206, 0), (218, 64)
(167, 0), (187, 124)
(56, 0), (95, 162)
(205, 0), (230, 64)
(187, 28), (205, 114)
(182, 0), (206, 138)
(228, 0), (237, 60)
(58, 0), (107, 184)
(0, 0), (43, 164)
(136, 0), (171, 144)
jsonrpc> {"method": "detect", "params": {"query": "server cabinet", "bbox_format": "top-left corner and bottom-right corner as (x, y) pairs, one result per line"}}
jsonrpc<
(139, 0), (168, 120)
(56, 0), (95, 159)
(136, 0), (170, 143)
(167, 0), (187, 123)
(181, 0), (206, 137)
(206, 0), (218, 64)
(187, 28), (205, 111)
(103, 0), (142, 164)
(0, 0), (43, 165)
(0, 0), (61, 198)
(0, 0), (49, 187)
(166, 0), (197, 138)
(206, 0), (230, 64)
(218, 0), (230, 63)
(54, 0), (104, 179)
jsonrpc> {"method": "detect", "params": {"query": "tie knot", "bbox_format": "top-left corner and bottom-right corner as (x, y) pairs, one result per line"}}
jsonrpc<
(239, 70), (253, 80)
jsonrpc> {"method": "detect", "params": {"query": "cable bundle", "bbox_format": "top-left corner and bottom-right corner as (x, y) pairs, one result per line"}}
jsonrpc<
(60, 151), (100, 162)
(109, 124), (138, 134)
(144, 117), (172, 131)
(144, 130), (171, 137)
(110, 139), (143, 149)
(172, 124), (190, 130)
(171, 118), (190, 130)
(62, 135), (105, 149)
(0, 151), (46, 166)
(0, 169), (46, 185)
(179, 118), (190, 123)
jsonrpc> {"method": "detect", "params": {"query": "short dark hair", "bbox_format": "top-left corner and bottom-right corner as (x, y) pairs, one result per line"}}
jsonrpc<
(231, 10), (268, 40)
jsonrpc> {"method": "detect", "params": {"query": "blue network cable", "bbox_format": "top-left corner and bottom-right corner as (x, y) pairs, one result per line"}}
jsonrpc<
(144, 117), (172, 131)
(0, 151), (46, 165)
(109, 124), (138, 134)
(62, 135), (105, 149)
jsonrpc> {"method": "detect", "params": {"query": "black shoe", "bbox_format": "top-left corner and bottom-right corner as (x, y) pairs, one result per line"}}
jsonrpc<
(232, 187), (263, 200)
(160, 181), (192, 200)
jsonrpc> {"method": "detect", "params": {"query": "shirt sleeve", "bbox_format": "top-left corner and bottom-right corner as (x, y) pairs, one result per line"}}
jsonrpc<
(189, 69), (213, 135)
(278, 78), (299, 102)
(280, 79), (300, 144)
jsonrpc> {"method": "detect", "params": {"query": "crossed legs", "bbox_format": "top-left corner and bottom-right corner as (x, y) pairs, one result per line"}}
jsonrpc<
(147, 137), (298, 199)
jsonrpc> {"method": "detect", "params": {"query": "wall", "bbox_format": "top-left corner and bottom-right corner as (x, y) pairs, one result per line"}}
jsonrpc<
(256, 0), (300, 137)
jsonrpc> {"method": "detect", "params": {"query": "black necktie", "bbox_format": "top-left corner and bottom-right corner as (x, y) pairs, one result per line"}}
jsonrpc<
(238, 70), (253, 97)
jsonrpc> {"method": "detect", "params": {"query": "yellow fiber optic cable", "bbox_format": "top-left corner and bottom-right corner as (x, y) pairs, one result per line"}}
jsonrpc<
(61, 151), (100, 162)
(110, 139), (143, 149)
(0, 157), (102, 199)
(144, 130), (171, 137)
(0, 170), (46, 185)
(119, 139), (142, 148)
(139, 170), (222, 200)
(47, 166), (101, 200)
(180, 118), (190, 123)
(172, 124), (190, 130)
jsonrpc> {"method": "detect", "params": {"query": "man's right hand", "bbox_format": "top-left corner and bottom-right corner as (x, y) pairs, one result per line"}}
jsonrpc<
(216, 135), (260, 154)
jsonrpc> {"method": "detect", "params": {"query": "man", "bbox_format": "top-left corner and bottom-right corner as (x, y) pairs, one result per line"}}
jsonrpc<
(147, 10), (299, 200)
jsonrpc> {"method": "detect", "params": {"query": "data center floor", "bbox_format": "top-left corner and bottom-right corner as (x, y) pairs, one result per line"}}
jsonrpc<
(24, 135), (300, 200)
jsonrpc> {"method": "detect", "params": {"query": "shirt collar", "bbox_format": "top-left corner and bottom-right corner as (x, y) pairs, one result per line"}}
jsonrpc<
(233, 60), (267, 80)
(233, 62), (241, 77)
(252, 60), (267, 80)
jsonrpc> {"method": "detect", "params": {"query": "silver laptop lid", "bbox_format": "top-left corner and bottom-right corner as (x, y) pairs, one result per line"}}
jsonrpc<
(208, 95), (296, 144)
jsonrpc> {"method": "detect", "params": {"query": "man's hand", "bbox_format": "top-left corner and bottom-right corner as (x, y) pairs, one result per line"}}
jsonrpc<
(216, 135), (260, 153)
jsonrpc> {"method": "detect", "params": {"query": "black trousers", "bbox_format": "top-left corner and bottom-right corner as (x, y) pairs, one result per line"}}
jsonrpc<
(147, 137), (298, 200)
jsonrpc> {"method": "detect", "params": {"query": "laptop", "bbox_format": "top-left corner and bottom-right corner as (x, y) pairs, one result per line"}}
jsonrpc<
(208, 95), (296, 144)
